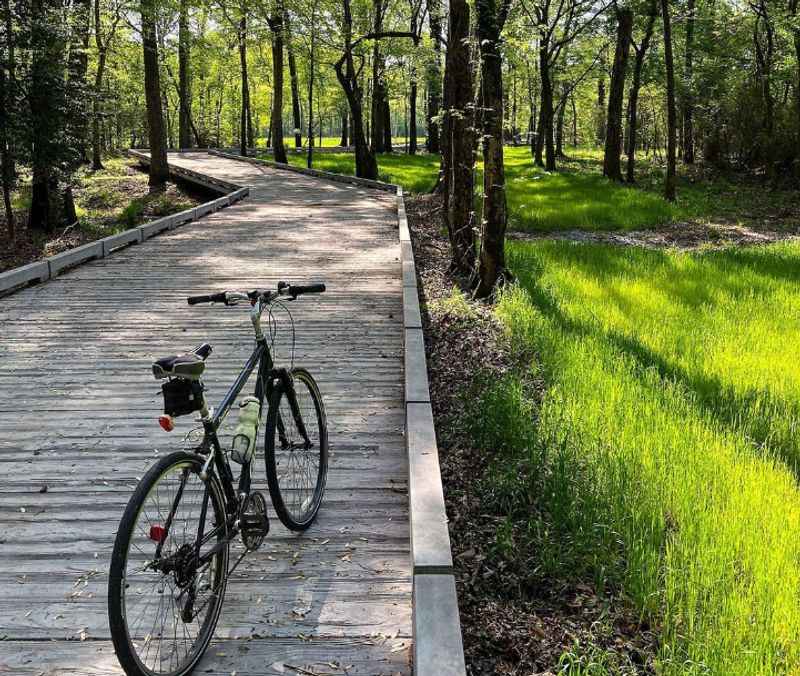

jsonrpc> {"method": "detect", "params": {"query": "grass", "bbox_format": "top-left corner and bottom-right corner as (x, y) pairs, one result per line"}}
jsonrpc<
(261, 142), (800, 234)
(255, 149), (441, 194)
(471, 239), (800, 674)
(75, 156), (198, 236)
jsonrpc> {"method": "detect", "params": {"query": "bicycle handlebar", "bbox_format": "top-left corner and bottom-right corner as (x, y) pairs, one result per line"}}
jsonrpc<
(187, 283), (326, 306)
(187, 292), (228, 305)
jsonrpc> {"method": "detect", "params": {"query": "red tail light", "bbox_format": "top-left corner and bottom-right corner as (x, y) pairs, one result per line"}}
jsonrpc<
(149, 525), (167, 543)
(158, 415), (175, 432)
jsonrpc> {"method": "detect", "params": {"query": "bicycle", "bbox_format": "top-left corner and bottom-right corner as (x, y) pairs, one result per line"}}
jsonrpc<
(107, 281), (329, 676)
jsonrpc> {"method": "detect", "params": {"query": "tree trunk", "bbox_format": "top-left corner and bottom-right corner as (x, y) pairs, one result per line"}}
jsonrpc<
(178, 0), (192, 149)
(141, 0), (168, 189)
(270, 8), (287, 163)
(682, 0), (695, 163)
(0, 0), (14, 239)
(474, 0), (510, 298)
(441, 0), (475, 275)
(370, 0), (386, 153)
(340, 112), (349, 146)
(426, 0), (443, 153)
(626, 2), (656, 183)
(556, 98), (566, 157)
(307, 5), (315, 167)
(661, 0), (677, 201)
(409, 77), (417, 154)
(285, 10), (302, 148)
(383, 95), (392, 151)
(335, 0), (378, 179)
(539, 44), (556, 171)
(239, 15), (254, 156)
(603, 7), (633, 181)
(92, 0), (110, 169)
(596, 77), (606, 145)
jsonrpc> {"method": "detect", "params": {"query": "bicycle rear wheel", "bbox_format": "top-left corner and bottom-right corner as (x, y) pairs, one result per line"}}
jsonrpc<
(265, 368), (328, 531)
(108, 451), (229, 676)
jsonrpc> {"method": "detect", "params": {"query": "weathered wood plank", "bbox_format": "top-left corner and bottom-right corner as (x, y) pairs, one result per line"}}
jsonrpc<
(0, 152), (410, 673)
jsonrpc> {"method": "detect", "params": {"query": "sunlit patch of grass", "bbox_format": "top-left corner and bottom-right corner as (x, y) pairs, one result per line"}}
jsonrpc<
(477, 239), (800, 674)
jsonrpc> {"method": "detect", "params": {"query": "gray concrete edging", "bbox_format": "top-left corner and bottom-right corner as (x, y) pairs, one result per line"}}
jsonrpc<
(0, 153), (249, 298)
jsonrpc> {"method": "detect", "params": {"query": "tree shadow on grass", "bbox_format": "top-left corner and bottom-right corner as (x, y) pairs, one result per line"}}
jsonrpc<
(517, 242), (800, 474)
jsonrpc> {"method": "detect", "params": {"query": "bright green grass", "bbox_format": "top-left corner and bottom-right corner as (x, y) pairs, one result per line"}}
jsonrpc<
(479, 240), (800, 673)
(273, 150), (440, 194)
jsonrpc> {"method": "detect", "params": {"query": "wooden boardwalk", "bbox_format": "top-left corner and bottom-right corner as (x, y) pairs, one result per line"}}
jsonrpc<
(0, 153), (411, 675)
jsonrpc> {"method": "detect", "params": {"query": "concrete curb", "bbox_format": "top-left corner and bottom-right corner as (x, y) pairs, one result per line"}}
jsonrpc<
(0, 153), (249, 298)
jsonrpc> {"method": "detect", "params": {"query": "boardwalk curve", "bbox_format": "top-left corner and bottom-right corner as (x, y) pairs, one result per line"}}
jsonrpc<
(0, 152), (411, 674)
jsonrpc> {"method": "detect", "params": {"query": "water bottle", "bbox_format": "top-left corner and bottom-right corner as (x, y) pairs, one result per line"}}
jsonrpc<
(230, 396), (260, 464)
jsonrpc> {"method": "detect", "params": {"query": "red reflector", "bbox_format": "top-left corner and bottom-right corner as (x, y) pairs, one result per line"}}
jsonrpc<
(158, 415), (175, 432)
(149, 525), (166, 543)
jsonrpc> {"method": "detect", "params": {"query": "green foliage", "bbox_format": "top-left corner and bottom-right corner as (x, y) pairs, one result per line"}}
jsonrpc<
(472, 240), (800, 674)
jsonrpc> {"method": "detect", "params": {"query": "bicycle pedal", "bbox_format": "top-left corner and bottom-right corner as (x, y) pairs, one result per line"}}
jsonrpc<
(241, 491), (269, 551)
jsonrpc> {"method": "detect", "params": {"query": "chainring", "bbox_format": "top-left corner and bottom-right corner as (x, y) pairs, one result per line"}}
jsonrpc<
(240, 490), (269, 551)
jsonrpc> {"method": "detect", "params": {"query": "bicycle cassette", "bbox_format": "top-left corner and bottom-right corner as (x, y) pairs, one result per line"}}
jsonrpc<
(240, 491), (269, 551)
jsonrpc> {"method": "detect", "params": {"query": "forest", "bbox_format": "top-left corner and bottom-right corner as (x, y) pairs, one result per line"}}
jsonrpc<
(4, 0), (800, 673)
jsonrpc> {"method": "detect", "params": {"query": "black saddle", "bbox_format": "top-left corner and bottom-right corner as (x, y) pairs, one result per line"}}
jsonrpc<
(152, 343), (212, 380)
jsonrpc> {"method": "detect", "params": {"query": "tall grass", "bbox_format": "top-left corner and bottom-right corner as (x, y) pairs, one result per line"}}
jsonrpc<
(480, 239), (800, 674)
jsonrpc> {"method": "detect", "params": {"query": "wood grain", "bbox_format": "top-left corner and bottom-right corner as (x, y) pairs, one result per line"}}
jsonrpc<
(0, 152), (410, 674)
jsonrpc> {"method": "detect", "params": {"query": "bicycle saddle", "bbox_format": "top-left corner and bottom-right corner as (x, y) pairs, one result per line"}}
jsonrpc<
(152, 343), (212, 380)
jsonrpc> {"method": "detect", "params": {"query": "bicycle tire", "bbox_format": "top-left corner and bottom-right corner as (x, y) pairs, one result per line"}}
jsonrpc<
(264, 368), (328, 531)
(108, 451), (229, 676)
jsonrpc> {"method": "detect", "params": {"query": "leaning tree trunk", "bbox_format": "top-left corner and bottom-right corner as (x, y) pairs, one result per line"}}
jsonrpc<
(626, 3), (656, 183)
(142, 0), (168, 188)
(270, 8), (287, 163)
(682, 0), (695, 163)
(603, 7), (633, 181)
(474, 0), (510, 298)
(441, 0), (475, 275)
(178, 0), (192, 149)
(661, 0), (677, 201)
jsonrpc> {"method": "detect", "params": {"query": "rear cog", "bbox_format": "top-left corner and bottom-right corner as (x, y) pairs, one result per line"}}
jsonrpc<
(241, 491), (269, 551)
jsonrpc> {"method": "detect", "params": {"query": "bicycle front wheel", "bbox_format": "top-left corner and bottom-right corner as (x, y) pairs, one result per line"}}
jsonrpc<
(108, 451), (229, 676)
(265, 368), (328, 531)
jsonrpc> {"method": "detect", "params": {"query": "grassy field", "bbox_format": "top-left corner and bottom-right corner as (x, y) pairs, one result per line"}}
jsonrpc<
(467, 239), (800, 673)
(261, 143), (800, 234)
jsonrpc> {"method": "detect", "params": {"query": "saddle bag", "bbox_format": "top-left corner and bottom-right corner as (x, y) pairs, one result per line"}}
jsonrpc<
(161, 378), (205, 417)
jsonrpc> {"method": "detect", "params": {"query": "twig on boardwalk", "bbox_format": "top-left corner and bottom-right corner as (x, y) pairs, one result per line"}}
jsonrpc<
(284, 665), (324, 676)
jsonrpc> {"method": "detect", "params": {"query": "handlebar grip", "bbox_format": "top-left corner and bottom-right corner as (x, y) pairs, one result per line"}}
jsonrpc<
(187, 292), (227, 305)
(290, 283), (326, 296)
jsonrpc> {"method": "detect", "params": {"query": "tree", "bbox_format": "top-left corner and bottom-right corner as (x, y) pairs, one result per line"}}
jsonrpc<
(474, 0), (512, 297)
(625, 0), (656, 182)
(178, 0), (192, 149)
(660, 0), (676, 200)
(285, 8), (303, 149)
(92, 0), (122, 168)
(0, 0), (16, 240)
(425, 0), (443, 153)
(268, 2), (288, 163)
(603, 4), (633, 181)
(141, 0), (168, 188)
(441, 0), (475, 275)
(681, 0), (695, 163)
